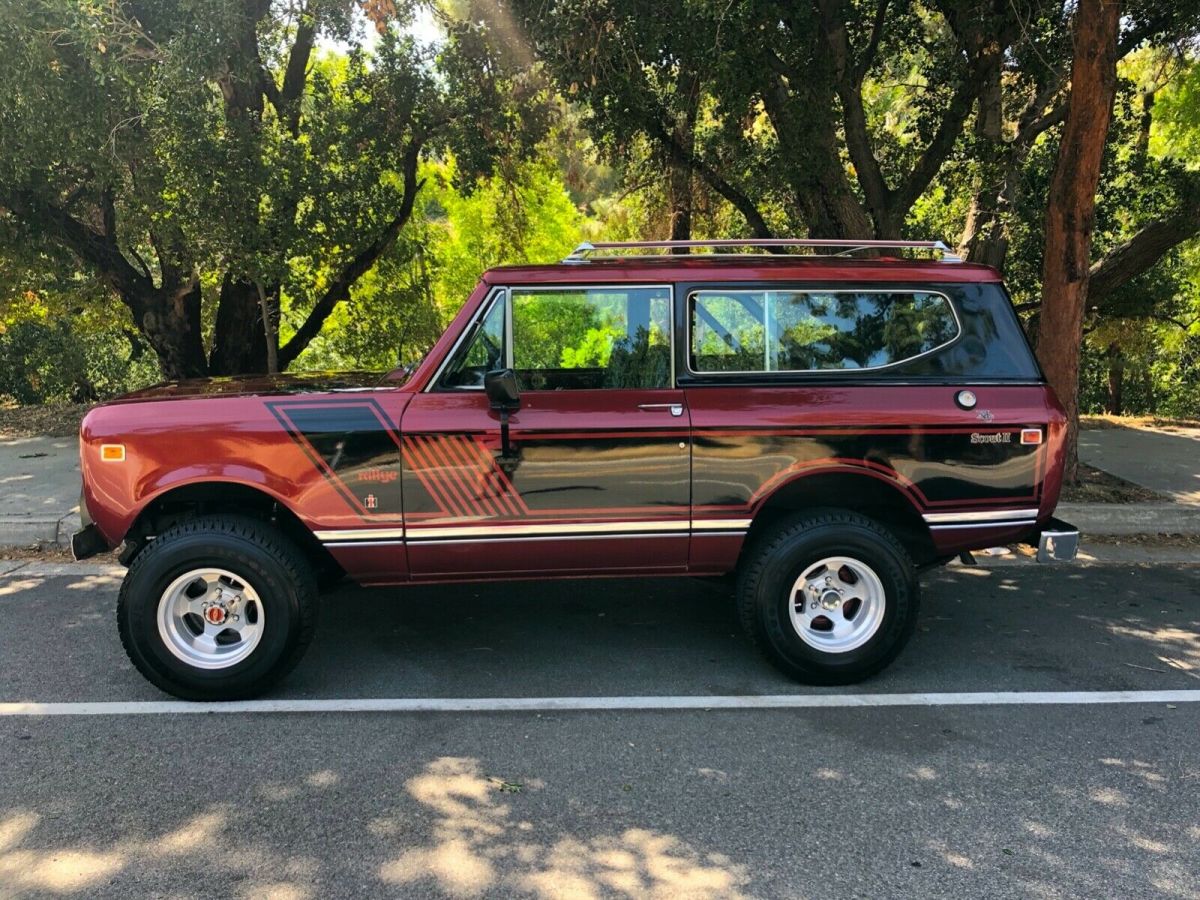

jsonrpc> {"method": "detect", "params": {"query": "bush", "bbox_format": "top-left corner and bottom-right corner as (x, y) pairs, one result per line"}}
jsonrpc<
(0, 320), (159, 405)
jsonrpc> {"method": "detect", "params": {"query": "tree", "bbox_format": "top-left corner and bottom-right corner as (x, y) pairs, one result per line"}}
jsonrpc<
(502, 1), (1067, 240)
(1036, 0), (1121, 481)
(506, 0), (1200, 475)
(0, 0), (545, 378)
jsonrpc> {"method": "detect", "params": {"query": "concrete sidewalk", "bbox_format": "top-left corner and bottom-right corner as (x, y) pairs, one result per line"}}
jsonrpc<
(0, 434), (81, 548)
(1079, 424), (1200, 504)
(1, 422), (1198, 549)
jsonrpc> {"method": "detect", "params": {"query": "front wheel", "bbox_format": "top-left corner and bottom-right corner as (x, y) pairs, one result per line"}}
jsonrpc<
(737, 510), (919, 684)
(117, 516), (318, 700)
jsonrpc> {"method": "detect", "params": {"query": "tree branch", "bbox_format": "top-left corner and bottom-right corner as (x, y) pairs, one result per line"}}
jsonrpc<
(1015, 98), (1068, 147)
(814, 1), (891, 227)
(278, 142), (425, 368)
(891, 73), (978, 225)
(1089, 201), (1200, 304)
(857, 0), (890, 82)
(3, 189), (152, 311)
(277, 7), (316, 134)
(644, 120), (774, 239)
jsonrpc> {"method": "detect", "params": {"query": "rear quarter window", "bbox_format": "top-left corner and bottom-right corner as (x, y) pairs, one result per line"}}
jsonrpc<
(690, 289), (958, 373)
(684, 282), (1041, 382)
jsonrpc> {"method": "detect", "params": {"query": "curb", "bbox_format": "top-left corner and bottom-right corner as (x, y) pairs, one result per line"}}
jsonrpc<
(1057, 503), (1200, 536)
(0, 511), (81, 550)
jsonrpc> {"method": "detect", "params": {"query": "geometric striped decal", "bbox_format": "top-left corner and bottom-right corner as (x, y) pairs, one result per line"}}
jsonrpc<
(403, 434), (529, 518)
(268, 399), (404, 519)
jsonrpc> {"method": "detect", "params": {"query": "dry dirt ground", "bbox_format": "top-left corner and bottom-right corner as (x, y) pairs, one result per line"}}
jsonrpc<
(1060, 461), (1171, 504)
(0, 402), (90, 438)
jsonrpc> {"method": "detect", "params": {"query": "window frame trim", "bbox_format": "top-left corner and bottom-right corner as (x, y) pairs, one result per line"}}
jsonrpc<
(426, 286), (508, 392)
(506, 283), (677, 392)
(685, 286), (963, 378)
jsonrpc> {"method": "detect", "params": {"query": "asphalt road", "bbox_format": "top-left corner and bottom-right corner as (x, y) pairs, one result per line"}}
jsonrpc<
(1, 560), (1198, 899)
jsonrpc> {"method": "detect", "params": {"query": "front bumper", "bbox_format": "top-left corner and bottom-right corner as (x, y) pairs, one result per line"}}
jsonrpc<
(1033, 517), (1079, 563)
(71, 523), (108, 561)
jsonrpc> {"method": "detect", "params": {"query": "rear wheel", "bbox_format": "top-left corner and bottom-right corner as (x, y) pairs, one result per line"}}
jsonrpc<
(737, 510), (919, 684)
(118, 515), (318, 700)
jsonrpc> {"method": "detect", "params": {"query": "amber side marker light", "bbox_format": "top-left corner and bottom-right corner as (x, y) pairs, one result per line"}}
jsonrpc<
(100, 444), (126, 462)
(1020, 429), (1043, 445)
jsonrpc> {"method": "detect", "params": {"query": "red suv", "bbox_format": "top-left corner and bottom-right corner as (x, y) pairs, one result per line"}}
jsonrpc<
(73, 239), (1078, 700)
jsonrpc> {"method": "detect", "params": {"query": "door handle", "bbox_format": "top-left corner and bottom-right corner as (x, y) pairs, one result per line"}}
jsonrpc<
(637, 403), (684, 417)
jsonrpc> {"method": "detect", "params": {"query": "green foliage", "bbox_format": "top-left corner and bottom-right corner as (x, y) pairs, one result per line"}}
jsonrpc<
(0, 0), (550, 378)
(295, 152), (589, 372)
(0, 320), (158, 405)
(0, 0), (1198, 418)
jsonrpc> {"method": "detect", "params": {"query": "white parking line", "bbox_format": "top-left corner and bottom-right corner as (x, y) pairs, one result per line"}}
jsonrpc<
(0, 690), (1197, 717)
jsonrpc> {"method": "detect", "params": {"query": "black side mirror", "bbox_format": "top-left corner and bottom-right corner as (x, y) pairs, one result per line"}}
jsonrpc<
(484, 368), (520, 410)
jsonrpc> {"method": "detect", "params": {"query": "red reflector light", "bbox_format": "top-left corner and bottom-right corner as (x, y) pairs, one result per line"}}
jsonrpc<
(1020, 429), (1043, 445)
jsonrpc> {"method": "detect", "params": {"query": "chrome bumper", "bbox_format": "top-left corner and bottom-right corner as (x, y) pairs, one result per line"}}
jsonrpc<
(1035, 517), (1079, 563)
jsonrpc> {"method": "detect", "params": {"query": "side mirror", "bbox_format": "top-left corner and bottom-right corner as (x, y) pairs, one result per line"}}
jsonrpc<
(484, 368), (520, 410)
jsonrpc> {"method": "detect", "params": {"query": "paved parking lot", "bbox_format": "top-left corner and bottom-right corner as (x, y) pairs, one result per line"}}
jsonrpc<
(1, 561), (1198, 898)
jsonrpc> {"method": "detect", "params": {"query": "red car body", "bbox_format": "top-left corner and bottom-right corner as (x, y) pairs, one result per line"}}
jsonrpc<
(76, 254), (1070, 585)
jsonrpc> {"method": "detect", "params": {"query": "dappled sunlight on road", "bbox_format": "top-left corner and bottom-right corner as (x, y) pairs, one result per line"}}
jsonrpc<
(0, 578), (44, 598)
(1101, 619), (1200, 680)
(0, 757), (750, 898)
(378, 756), (750, 898)
(0, 790), (323, 897)
(63, 573), (123, 591)
(0, 811), (121, 893)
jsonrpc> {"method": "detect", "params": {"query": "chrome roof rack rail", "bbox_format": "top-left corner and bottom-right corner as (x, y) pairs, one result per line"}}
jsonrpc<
(562, 238), (963, 263)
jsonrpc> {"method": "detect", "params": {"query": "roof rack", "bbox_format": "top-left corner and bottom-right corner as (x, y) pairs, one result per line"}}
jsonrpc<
(562, 238), (963, 264)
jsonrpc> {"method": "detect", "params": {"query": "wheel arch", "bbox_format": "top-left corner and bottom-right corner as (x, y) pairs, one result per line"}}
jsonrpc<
(745, 468), (937, 566)
(123, 480), (341, 579)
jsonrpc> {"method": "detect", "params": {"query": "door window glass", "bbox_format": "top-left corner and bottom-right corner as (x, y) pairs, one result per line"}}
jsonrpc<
(690, 289), (959, 372)
(511, 287), (672, 390)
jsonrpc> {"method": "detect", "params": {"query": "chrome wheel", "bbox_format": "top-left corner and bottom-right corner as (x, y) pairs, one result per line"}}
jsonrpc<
(789, 556), (886, 653)
(156, 568), (265, 670)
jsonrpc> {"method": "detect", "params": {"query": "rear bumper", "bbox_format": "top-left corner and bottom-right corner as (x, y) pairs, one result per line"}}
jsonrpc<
(1033, 517), (1079, 563)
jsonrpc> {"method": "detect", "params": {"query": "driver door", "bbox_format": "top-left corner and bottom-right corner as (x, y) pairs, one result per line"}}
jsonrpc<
(399, 284), (691, 578)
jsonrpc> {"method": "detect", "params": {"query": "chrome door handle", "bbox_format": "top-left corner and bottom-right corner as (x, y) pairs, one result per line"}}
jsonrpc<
(637, 403), (684, 417)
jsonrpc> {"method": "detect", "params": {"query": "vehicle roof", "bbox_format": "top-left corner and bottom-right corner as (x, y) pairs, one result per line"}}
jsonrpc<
(482, 256), (1002, 285)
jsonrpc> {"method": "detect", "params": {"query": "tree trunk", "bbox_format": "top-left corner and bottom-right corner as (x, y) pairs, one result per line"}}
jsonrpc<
(208, 275), (268, 375)
(1034, 0), (1120, 484)
(1105, 341), (1124, 414)
(255, 280), (279, 375)
(132, 280), (209, 381)
(667, 71), (699, 248)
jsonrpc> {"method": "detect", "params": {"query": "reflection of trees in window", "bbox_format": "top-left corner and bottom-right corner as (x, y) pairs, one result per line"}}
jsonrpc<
(606, 327), (671, 388)
(693, 290), (957, 372)
(514, 294), (608, 370)
(693, 295), (766, 371)
(512, 289), (670, 389)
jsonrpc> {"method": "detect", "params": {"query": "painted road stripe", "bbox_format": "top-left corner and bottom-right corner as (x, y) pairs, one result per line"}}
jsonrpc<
(0, 690), (1197, 717)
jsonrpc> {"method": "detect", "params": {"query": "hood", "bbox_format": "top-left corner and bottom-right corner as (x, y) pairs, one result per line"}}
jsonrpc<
(104, 370), (389, 404)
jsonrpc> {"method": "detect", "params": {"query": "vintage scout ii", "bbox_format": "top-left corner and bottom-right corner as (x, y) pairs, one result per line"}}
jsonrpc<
(73, 239), (1079, 699)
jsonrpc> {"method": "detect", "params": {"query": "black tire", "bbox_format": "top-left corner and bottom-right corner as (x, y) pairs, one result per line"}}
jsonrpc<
(117, 515), (319, 700)
(736, 510), (918, 684)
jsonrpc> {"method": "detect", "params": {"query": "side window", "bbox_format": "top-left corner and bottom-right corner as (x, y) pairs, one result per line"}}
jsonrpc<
(511, 287), (672, 390)
(690, 289), (959, 373)
(439, 293), (507, 389)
